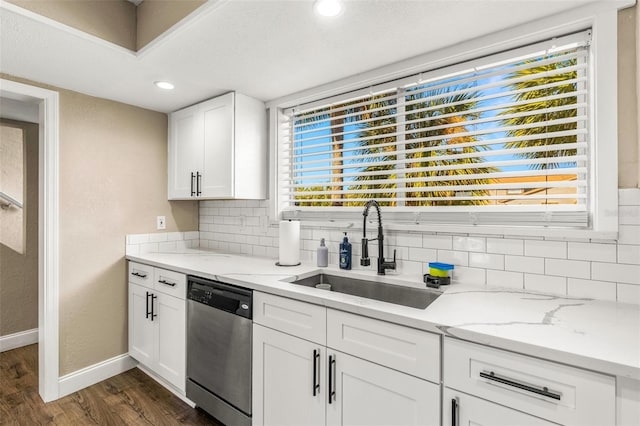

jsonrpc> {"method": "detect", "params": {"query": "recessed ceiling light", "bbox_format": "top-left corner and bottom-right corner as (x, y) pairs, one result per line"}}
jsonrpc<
(154, 81), (174, 90)
(314, 0), (342, 17)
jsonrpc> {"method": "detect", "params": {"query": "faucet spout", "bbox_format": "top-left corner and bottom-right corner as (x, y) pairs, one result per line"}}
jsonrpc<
(360, 200), (396, 275)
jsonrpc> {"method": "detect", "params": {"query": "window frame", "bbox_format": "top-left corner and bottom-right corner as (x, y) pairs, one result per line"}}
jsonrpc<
(267, 3), (625, 239)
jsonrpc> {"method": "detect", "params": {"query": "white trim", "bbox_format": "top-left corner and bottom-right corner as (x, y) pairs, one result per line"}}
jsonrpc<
(0, 78), (60, 402)
(58, 354), (137, 398)
(136, 364), (195, 407)
(0, 328), (38, 352)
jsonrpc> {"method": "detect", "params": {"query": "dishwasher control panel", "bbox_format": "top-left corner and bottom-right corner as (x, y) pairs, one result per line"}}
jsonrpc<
(187, 276), (253, 319)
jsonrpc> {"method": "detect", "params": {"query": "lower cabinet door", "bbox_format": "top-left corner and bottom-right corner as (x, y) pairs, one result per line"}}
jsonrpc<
(155, 292), (186, 392)
(443, 388), (558, 426)
(326, 350), (439, 426)
(129, 283), (155, 367)
(253, 324), (326, 426)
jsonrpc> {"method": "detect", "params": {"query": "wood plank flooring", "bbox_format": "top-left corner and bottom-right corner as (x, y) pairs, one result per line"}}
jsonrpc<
(0, 344), (223, 425)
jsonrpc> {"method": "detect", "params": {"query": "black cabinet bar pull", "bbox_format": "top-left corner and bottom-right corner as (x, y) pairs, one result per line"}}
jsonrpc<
(312, 349), (320, 396)
(158, 279), (177, 287)
(145, 292), (150, 319)
(150, 294), (158, 321)
(196, 172), (202, 196)
(451, 398), (458, 426)
(328, 355), (336, 404)
(480, 371), (561, 400)
(190, 172), (195, 196)
(132, 272), (147, 278)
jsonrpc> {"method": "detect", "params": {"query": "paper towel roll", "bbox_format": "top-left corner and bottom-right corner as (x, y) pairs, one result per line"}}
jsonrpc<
(278, 220), (300, 266)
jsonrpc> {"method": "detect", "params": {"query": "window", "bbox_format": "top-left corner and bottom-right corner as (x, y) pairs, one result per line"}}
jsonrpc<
(277, 28), (613, 232)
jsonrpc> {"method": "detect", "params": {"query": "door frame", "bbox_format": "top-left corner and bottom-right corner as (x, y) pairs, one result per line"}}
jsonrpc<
(0, 78), (60, 402)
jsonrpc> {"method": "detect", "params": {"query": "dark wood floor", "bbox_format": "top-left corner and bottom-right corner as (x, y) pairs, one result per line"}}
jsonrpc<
(0, 344), (223, 425)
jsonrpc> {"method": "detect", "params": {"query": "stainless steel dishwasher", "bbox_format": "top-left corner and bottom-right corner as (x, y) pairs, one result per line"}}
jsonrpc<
(186, 276), (252, 426)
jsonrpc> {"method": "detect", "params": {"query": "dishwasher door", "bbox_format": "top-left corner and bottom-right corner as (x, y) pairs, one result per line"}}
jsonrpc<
(187, 278), (252, 416)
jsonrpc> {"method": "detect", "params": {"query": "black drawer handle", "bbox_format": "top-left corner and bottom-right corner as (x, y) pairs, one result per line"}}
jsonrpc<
(451, 397), (458, 426)
(480, 371), (561, 400)
(145, 292), (151, 319)
(132, 272), (147, 278)
(312, 349), (320, 396)
(150, 294), (158, 321)
(328, 355), (336, 404)
(158, 279), (177, 287)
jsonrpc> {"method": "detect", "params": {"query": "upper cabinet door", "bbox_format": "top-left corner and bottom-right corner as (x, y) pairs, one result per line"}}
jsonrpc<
(168, 92), (267, 200)
(168, 105), (203, 199)
(201, 92), (234, 198)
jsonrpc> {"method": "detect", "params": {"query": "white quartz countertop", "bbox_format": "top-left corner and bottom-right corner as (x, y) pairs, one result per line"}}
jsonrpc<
(127, 249), (640, 380)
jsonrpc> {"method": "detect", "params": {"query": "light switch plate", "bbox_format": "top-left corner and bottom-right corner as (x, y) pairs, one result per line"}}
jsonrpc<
(156, 216), (166, 230)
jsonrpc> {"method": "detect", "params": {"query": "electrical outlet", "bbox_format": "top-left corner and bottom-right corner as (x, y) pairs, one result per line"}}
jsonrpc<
(156, 216), (166, 230)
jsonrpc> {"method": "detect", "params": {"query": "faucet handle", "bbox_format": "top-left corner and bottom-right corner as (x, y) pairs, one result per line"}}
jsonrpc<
(391, 249), (397, 269)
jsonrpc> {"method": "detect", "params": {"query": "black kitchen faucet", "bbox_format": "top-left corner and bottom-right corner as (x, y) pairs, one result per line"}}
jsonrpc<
(361, 200), (396, 275)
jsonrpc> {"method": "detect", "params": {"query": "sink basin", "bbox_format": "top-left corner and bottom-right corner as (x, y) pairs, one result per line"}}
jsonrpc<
(290, 273), (441, 309)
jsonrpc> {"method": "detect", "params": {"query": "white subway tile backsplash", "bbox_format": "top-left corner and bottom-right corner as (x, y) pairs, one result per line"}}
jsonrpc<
(394, 233), (423, 248)
(545, 258), (590, 279)
(617, 283), (640, 305)
(524, 274), (566, 295)
(592, 262), (640, 285)
(195, 192), (639, 303)
(469, 252), (504, 270)
(620, 206), (640, 225)
(486, 238), (524, 255)
(149, 233), (168, 243)
(451, 266), (486, 285)
(437, 250), (469, 267)
(127, 234), (149, 245)
(408, 247), (437, 263)
(617, 245), (640, 265)
(568, 242), (617, 262)
(158, 241), (177, 252)
(423, 234), (452, 250)
(453, 236), (486, 252)
(525, 240), (567, 259)
(619, 188), (640, 206)
(486, 270), (523, 289)
(567, 278), (617, 301)
(619, 225), (640, 245)
(505, 255), (544, 274)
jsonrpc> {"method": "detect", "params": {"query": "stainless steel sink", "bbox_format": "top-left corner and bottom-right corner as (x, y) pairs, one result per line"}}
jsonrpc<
(290, 273), (441, 309)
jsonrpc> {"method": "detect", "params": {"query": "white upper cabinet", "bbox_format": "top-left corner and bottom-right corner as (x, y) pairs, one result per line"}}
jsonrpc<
(168, 92), (266, 200)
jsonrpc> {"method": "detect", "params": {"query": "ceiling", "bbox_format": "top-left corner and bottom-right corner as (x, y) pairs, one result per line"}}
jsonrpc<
(0, 0), (610, 113)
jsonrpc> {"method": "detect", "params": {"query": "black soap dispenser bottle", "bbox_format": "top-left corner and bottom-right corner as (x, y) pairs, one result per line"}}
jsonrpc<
(339, 232), (352, 270)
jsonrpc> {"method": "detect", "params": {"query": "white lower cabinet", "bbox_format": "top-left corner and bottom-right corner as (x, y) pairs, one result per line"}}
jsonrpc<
(443, 388), (556, 426)
(443, 337), (615, 426)
(253, 324), (326, 426)
(327, 350), (439, 426)
(128, 262), (186, 393)
(252, 292), (440, 426)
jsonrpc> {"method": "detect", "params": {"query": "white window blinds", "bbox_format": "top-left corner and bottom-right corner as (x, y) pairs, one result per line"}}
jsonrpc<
(280, 31), (592, 227)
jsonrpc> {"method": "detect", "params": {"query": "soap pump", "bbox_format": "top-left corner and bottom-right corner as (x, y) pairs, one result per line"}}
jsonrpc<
(339, 232), (352, 270)
(317, 238), (329, 267)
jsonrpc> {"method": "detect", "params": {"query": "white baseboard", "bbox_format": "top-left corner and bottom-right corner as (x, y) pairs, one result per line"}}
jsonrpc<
(0, 328), (38, 352)
(137, 364), (195, 407)
(58, 353), (137, 398)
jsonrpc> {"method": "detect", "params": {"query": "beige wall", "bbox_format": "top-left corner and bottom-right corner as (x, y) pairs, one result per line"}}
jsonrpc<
(136, 0), (206, 50)
(619, 6), (639, 188)
(7, 0), (137, 51)
(1, 74), (198, 375)
(0, 120), (39, 337)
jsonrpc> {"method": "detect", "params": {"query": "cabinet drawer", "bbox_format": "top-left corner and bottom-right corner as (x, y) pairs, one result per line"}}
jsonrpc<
(327, 309), (440, 383)
(129, 262), (154, 288)
(254, 292), (326, 345)
(444, 337), (615, 426)
(443, 388), (557, 426)
(153, 268), (186, 299)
